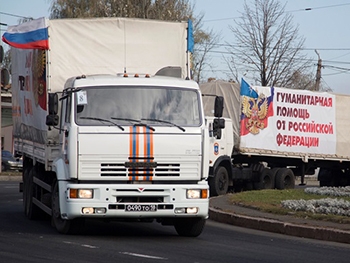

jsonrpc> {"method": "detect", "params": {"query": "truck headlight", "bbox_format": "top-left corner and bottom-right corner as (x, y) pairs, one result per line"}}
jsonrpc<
(69, 189), (93, 199)
(186, 189), (208, 199)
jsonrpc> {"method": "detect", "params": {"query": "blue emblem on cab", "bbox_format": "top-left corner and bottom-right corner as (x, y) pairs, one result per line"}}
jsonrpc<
(214, 142), (219, 155)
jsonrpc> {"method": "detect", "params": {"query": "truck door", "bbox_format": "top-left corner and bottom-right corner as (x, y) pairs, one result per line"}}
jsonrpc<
(59, 91), (72, 164)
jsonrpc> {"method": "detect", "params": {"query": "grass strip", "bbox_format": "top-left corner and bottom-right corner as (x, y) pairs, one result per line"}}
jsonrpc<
(229, 189), (350, 224)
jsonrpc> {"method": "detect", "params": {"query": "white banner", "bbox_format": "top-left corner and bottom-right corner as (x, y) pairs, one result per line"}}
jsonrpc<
(240, 86), (336, 155)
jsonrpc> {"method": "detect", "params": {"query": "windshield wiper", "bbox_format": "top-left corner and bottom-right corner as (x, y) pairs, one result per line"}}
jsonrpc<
(141, 118), (185, 132)
(79, 117), (124, 131)
(111, 117), (141, 123)
(111, 117), (155, 131)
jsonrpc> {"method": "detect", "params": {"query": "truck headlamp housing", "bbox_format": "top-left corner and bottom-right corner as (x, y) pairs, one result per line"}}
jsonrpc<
(69, 189), (93, 199)
(186, 189), (208, 199)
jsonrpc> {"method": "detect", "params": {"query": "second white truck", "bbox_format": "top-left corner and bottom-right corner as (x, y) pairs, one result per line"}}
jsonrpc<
(201, 80), (350, 195)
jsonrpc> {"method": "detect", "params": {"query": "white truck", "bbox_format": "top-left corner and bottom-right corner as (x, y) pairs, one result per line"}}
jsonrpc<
(201, 80), (350, 196)
(7, 17), (223, 236)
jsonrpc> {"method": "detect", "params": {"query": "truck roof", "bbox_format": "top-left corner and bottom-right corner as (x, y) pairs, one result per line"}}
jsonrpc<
(64, 74), (200, 91)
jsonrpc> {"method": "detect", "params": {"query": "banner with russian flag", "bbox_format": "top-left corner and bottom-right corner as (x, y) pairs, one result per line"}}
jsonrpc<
(2, 17), (49, 50)
(240, 82), (336, 155)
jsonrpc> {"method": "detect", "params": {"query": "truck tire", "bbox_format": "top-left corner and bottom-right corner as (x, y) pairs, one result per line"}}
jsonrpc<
(275, 168), (295, 190)
(23, 167), (44, 219)
(209, 166), (229, 196)
(318, 168), (348, 187)
(318, 168), (333, 187)
(51, 180), (84, 234)
(332, 169), (348, 187)
(253, 168), (275, 190)
(174, 218), (206, 237)
(268, 168), (280, 189)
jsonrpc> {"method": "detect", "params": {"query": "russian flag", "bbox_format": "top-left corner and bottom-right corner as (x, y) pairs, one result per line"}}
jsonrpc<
(2, 17), (49, 50)
(260, 87), (274, 129)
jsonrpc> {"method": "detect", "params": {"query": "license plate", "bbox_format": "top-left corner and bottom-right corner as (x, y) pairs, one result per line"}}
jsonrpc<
(125, 204), (157, 212)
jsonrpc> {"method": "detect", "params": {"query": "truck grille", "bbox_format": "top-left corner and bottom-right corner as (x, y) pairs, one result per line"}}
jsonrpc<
(100, 162), (180, 177)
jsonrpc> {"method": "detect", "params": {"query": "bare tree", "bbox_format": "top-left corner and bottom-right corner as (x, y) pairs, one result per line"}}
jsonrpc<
(228, 0), (311, 87)
(224, 56), (241, 84)
(288, 70), (315, 90)
(285, 69), (331, 92)
(192, 27), (221, 83)
(50, 0), (192, 20)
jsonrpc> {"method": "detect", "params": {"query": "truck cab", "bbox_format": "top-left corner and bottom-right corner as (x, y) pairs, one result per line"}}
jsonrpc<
(44, 74), (210, 236)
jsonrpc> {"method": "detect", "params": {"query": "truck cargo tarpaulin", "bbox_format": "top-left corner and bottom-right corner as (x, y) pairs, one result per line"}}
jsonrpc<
(199, 80), (348, 159)
(2, 17), (49, 50)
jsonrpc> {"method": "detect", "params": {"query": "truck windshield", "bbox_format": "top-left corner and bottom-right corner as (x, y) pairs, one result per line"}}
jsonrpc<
(75, 86), (201, 127)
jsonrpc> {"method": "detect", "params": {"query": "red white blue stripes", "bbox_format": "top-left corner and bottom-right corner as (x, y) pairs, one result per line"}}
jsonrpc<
(2, 17), (49, 50)
(129, 126), (154, 181)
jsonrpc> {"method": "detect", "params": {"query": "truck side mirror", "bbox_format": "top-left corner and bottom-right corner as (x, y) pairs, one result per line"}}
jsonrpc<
(1, 68), (10, 87)
(213, 118), (225, 140)
(214, 96), (224, 117)
(213, 118), (225, 130)
(48, 93), (58, 115)
(46, 115), (59, 126)
(215, 128), (222, 140)
(46, 93), (59, 127)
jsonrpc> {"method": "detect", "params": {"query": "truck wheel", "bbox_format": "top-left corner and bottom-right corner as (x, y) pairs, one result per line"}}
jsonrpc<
(23, 167), (43, 219)
(51, 180), (84, 234)
(268, 168), (280, 189)
(174, 218), (206, 237)
(275, 168), (295, 190)
(318, 168), (333, 187)
(209, 166), (229, 196)
(254, 168), (276, 190)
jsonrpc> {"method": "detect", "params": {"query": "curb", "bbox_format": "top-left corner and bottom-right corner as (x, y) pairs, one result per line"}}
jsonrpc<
(209, 207), (350, 244)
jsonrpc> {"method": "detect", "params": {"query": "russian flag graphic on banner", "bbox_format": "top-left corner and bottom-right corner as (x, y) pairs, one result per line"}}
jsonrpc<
(240, 78), (274, 136)
(240, 78), (258, 98)
(2, 17), (49, 50)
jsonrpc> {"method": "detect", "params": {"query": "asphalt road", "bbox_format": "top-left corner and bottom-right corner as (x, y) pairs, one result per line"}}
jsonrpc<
(1, 181), (350, 263)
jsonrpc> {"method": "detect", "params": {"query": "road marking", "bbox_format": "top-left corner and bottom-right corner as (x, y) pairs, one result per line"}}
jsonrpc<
(63, 241), (98, 249)
(81, 244), (98, 249)
(120, 252), (167, 260)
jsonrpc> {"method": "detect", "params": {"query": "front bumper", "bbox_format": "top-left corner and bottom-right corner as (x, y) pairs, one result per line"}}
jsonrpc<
(58, 181), (209, 220)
